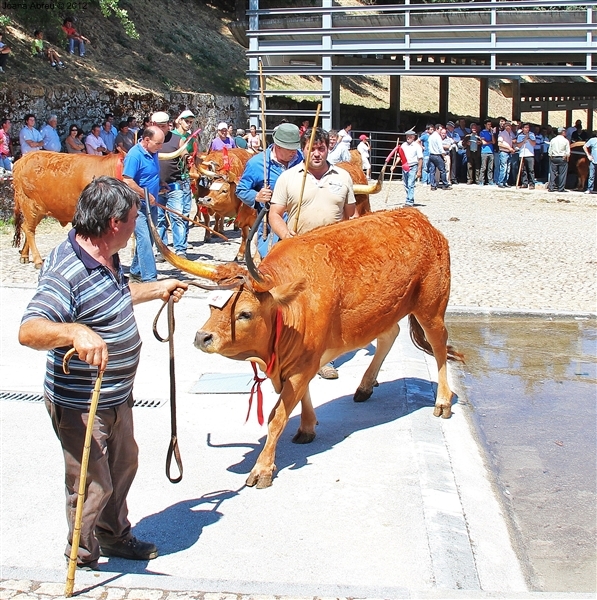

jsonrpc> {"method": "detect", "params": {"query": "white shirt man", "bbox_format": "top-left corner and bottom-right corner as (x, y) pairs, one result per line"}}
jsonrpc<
(85, 125), (107, 155)
(40, 116), (61, 152)
(19, 114), (44, 155)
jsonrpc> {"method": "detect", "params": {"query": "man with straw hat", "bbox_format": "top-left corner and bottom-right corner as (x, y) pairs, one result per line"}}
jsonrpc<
(19, 177), (187, 571)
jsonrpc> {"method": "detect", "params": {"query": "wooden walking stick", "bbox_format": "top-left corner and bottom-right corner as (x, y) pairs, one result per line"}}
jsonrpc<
(294, 104), (321, 234)
(64, 347), (104, 597)
(258, 57), (269, 240)
(515, 151), (524, 188)
(385, 146), (401, 204)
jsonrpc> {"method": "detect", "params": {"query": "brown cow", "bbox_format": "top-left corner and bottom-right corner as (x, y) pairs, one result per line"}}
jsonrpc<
(150, 208), (463, 489)
(194, 148), (255, 260)
(13, 152), (125, 268)
(13, 145), (186, 268)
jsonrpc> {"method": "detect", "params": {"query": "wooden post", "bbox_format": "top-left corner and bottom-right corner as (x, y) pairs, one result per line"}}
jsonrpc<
(440, 76), (449, 124)
(389, 75), (401, 130)
(511, 78), (521, 122)
(479, 77), (489, 120)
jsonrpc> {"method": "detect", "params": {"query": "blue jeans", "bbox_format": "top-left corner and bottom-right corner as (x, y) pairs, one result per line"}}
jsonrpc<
(588, 161), (596, 191)
(68, 38), (85, 56)
(1, 155), (12, 171)
(428, 154), (449, 188)
(421, 155), (430, 184)
(157, 181), (191, 255)
(497, 151), (511, 185)
(130, 202), (157, 282)
(402, 168), (417, 205)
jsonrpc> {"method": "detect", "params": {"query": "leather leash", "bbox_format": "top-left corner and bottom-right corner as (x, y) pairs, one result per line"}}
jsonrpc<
(152, 278), (248, 483)
(153, 295), (183, 483)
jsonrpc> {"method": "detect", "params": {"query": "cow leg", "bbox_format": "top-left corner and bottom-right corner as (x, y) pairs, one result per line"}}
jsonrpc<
(292, 386), (318, 444)
(247, 375), (312, 489)
(413, 314), (453, 419)
(21, 212), (45, 268)
(235, 225), (250, 262)
(354, 323), (400, 402)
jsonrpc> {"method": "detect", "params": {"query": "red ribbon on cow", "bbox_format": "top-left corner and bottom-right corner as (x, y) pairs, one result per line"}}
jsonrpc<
(247, 308), (283, 426)
(222, 146), (231, 173)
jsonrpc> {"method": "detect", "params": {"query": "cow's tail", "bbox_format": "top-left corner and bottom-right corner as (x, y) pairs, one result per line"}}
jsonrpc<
(12, 186), (23, 249)
(408, 314), (465, 363)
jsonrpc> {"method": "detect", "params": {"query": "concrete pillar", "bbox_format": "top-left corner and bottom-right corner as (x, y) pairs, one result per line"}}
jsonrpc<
(587, 105), (594, 133)
(389, 76), (401, 130)
(511, 78), (521, 121)
(439, 76), (449, 124)
(331, 76), (340, 128)
(566, 110), (573, 128)
(541, 111), (549, 127)
(479, 78), (489, 120)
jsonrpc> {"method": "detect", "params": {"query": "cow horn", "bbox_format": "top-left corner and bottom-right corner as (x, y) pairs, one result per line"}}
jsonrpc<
(147, 207), (220, 280)
(199, 164), (221, 178)
(244, 207), (268, 284)
(158, 144), (188, 161)
(353, 163), (387, 195)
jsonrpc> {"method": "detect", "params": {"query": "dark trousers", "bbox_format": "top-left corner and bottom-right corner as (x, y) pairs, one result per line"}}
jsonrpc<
(466, 150), (481, 183)
(479, 153), (494, 184)
(46, 397), (138, 567)
(549, 157), (568, 192)
(520, 156), (536, 186)
(428, 154), (449, 188)
(449, 147), (458, 183)
(0, 53), (8, 68)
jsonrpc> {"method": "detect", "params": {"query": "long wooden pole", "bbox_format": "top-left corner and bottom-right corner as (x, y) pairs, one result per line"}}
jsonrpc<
(64, 348), (104, 597)
(293, 104), (321, 234)
(258, 58), (270, 241)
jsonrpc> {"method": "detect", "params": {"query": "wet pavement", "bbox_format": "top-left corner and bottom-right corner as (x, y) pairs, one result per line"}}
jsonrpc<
(447, 314), (597, 594)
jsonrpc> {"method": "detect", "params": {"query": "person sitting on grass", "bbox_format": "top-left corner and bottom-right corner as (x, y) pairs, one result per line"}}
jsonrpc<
(62, 18), (90, 57)
(32, 30), (66, 70)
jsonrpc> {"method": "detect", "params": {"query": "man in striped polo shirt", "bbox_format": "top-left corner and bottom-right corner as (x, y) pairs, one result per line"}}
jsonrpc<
(19, 177), (187, 571)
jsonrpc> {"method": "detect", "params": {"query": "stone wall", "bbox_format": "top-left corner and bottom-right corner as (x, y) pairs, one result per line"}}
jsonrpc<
(0, 86), (248, 152)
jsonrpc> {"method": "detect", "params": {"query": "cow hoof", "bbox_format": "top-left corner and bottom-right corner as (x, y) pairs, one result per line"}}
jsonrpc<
(433, 405), (452, 419)
(354, 387), (373, 403)
(246, 472), (273, 488)
(34, 262), (43, 270)
(292, 430), (316, 444)
(19, 256), (29, 264)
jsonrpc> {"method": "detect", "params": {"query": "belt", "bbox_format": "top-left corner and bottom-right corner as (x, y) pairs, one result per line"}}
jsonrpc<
(168, 181), (186, 191)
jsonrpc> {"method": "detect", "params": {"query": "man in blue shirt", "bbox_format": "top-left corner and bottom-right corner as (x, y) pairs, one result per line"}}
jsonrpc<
(479, 119), (496, 185)
(236, 122), (303, 258)
(100, 119), (116, 153)
(418, 124), (435, 185)
(41, 115), (61, 152)
(123, 126), (164, 282)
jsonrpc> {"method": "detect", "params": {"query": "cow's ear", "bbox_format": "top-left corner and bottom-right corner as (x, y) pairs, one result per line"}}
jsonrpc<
(269, 279), (306, 307)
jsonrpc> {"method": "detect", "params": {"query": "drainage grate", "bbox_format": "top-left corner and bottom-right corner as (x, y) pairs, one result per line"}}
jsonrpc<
(133, 398), (168, 408)
(0, 391), (165, 408)
(0, 391), (44, 403)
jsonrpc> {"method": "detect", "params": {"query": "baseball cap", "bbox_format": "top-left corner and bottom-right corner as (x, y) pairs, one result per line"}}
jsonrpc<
(151, 111), (170, 124)
(359, 134), (369, 141)
(405, 130), (416, 136)
(557, 126), (566, 133)
(179, 110), (195, 120)
(446, 121), (455, 127)
(217, 122), (228, 131)
(273, 123), (301, 150)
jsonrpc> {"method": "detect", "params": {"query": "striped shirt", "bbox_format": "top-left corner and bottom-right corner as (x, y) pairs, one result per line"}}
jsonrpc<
(21, 229), (141, 409)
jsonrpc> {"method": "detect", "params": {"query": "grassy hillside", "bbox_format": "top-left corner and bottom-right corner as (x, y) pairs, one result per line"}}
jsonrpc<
(1, 0), (587, 127)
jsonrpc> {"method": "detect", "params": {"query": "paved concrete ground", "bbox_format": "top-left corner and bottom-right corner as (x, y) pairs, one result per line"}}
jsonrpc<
(1, 181), (595, 599)
(2, 287), (529, 599)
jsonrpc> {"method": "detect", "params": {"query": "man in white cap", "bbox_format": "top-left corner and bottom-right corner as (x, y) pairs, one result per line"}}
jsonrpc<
(210, 121), (236, 151)
(151, 111), (170, 133)
(155, 110), (196, 259)
(389, 130), (423, 207)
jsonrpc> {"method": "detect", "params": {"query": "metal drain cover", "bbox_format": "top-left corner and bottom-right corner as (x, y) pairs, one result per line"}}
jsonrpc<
(0, 391), (44, 403)
(0, 391), (166, 408)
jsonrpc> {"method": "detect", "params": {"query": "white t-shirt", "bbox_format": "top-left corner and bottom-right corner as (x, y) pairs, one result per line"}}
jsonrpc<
(337, 128), (352, 150)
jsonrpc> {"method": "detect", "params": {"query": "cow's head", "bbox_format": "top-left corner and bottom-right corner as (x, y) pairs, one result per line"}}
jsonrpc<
(196, 178), (238, 215)
(194, 278), (304, 367)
